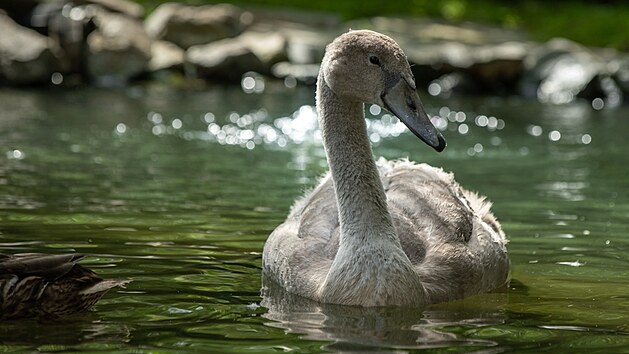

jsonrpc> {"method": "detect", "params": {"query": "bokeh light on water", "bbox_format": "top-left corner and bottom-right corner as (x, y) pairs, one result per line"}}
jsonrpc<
(140, 96), (517, 160)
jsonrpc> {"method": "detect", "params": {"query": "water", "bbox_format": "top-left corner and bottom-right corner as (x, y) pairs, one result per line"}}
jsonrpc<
(1, 82), (628, 353)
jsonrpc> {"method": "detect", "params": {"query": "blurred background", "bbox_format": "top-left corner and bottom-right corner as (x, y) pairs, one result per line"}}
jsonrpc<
(1, 0), (629, 107)
(1, 1), (629, 353)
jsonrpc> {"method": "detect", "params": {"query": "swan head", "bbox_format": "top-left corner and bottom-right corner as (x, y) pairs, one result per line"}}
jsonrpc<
(321, 30), (446, 152)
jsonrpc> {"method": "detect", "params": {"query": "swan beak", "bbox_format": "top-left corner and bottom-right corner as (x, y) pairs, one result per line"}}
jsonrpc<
(382, 79), (446, 152)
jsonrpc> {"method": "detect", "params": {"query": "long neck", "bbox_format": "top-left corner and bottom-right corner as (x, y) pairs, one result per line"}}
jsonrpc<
(316, 75), (397, 244)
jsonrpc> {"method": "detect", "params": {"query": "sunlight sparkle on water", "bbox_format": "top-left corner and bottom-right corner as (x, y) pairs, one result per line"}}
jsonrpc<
(427, 82), (441, 96)
(549, 130), (561, 142)
(6, 149), (25, 160)
(116, 123), (127, 134)
(557, 260), (585, 267)
(148, 111), (163, 124)
(591, 97), (604, 110)
(475, 115), (488, 127)
(527, 125), (543, 137)
(431, 116), (448, 130)
(241, 72), (265, 94)
(202, 112), (215, 123)
(284, 76), (297, 88)
(152, 125), (166, 135)
(145, 102), (511, 153)
(458, 123), (469, 135)
(467, 143), (484, 156)
(51, 72), (63, 85)
(369, 104), (382, 116)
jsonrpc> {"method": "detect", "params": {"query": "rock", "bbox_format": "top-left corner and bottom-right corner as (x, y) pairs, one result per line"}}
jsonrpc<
(610, 54), (629, 101)
(248, 6), (341, 29)
(227, 9), (335, 84)
(185, 30), (286, 81)
(580, 74), (623, 108)
(145, 3), (252, 49)
(345, 17), (532, 94)
(74, 0), (144, 19)
(0, 12), (61, 84)
(271, 27), (333, 65)
(0, 0), (39, 27)
(441, 42), (528, 95)
(519, 38), (620, 105)
(30, 1), (68, 33)
(86, 8), (151, 85)
(186, 37), (263, 82)
(245, 7), (339, 65)
(286, 35), (328, 65)
(34, 3), (92, 83)
(148, 40), (184, 72)
(238, 31), (287, 68)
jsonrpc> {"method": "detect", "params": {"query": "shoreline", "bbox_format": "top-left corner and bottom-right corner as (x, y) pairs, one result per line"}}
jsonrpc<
(1, 1), (627, 108)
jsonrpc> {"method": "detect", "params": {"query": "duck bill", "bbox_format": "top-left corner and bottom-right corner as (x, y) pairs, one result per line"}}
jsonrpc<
(382, 79), (446, 152)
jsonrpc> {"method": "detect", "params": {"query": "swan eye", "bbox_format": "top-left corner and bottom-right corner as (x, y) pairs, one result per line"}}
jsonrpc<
(369, 55), (381, 66)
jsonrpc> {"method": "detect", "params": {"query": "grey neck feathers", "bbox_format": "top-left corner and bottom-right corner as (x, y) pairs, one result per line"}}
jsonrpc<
(316, 74), (398, 245)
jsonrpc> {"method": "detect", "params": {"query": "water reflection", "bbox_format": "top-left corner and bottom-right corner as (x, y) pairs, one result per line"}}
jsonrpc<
(521, 101), (597, 204)
(0, 316), (131, 348)
(536, 181), (589, 201)
(261, 281), (508, 351)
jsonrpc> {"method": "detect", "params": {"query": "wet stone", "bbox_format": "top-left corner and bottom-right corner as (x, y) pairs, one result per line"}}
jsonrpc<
(0, 12), (61, 84)
(145, 3), (252, 49)
(186, 38), (264, 82)
(86, 7), (151, 85)
(519, 38), (621, 105)
(149, 40), (185, 72)
(73, 0), (145, 18)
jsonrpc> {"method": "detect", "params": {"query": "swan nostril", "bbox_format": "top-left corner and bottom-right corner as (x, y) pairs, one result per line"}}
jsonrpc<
(408, 101), (417, 111)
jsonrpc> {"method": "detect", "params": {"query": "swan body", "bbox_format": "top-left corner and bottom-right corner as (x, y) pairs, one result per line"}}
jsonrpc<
(0, 253), (129, 319)
(262, 30), (509, 307)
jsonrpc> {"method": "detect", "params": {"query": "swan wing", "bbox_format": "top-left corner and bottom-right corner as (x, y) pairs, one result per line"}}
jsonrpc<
(380, 159), (510, 303)
(262, 175), (339, 300)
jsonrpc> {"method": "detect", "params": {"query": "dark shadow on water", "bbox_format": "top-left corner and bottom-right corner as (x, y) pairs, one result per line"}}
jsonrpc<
(0, 312), (132, 347)
(261, 276), (510, 352)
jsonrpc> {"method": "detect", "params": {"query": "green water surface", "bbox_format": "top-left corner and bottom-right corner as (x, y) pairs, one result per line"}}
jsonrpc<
(0, 83), (627, 353)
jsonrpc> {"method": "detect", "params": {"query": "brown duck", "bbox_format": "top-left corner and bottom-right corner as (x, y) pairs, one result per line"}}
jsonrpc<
(0, 253), (129, 320)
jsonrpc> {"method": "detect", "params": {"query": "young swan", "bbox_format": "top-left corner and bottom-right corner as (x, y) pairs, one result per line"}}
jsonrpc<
(262, 30), (509, 307)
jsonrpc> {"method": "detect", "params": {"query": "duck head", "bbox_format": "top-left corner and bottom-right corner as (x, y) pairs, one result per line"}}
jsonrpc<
(321, 30), (446, 152)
